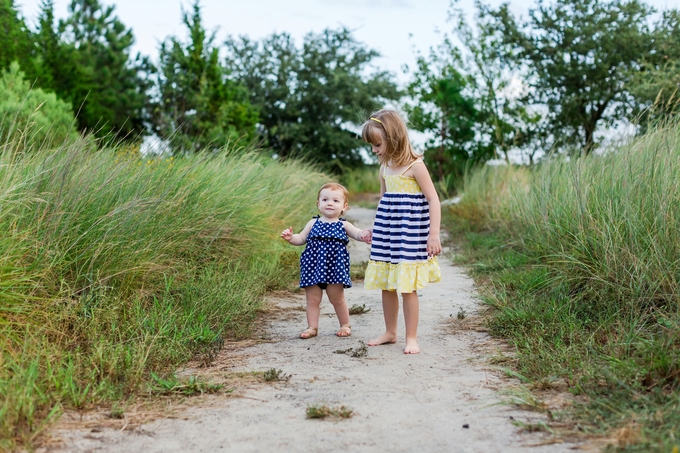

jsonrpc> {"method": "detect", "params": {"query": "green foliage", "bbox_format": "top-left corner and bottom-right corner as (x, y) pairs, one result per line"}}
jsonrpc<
(486, 0), (655, 152)
(154, 1), (258, 154)
(448, 120), (680, 449)
(340, 165), (380, 194)
(262, 368), (291, 382)
(628, 9), (680, 123)
(405, 39), (484, 183)
(305, 404), (354, 419)
(0, 61), (78, 149)
(0, 136), (326, 449)
(36, 0), (152, 141)
(149, 372), (223, 395)
(0, 0), (36, 75)
(225, 28), (400, 173)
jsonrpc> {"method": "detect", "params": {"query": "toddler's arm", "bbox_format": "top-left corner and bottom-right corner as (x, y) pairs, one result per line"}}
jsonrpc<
(281, 219), (315, 246)
(342, 221), (372, 244)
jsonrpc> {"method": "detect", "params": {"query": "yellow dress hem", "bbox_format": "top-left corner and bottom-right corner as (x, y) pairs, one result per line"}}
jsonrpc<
(363, 257), (442, 293)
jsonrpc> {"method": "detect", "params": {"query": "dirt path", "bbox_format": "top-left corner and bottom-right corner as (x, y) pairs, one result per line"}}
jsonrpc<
(44, 208), (584, 452)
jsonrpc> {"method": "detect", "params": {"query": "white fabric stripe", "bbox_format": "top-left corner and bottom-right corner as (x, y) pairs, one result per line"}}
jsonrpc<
(369, 255), (429, 263)
(375, 219), (430, 230)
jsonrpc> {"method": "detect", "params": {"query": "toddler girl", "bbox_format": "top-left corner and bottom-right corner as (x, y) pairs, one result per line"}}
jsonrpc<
(361, 109), (442, 354)
(281, 183), (371, 339)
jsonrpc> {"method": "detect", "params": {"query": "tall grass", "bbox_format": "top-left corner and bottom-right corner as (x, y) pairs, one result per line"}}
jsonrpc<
(448, 121), (680, 451)
(340, 165), (380, 194)
(0, 137), (326, 449)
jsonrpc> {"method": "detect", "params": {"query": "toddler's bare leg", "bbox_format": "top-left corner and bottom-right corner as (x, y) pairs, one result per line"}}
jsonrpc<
(326, 284), (351, 336)
(304, 285), (323, 330)
(402, 291), (420, 354)
(367, 290), (399, 346)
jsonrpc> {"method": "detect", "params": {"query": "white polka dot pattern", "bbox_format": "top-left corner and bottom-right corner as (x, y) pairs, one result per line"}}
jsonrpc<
(299, 218), (352, 288)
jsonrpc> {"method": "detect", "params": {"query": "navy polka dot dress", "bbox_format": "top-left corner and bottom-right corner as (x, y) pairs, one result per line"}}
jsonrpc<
(299, 217), (352, 288)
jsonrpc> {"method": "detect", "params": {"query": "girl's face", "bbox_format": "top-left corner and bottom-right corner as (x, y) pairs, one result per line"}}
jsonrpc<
(370, 129), (387, 159)
(317, 188), (348, 219)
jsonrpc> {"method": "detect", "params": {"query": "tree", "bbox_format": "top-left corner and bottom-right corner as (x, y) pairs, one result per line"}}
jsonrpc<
(487, 0), (655, 153)
(450, 2), (543, 164)
(38, 0), (153, 141)
(0, 61), (78, 150)
(628, 9), (680, 123)
(225, 28), (400, 173)
(405, 39), (482, 182)
(153, 1), (258, 154)
(0, 0), (37, 75)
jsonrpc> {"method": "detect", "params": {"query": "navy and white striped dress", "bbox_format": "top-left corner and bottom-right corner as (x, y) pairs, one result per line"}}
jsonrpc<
(364, 162), (441, 293)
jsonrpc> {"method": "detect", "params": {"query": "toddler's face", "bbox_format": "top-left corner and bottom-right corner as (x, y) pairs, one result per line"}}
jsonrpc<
(317, 188), (348, 219)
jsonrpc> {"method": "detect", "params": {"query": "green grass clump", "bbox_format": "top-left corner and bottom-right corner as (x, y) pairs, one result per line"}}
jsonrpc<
(348, 303), (370, 315)
(262, 368), (291, 382)
(334, 341), (368, 358)
(305, 404), (354, 419)
(0, 136), (326, 449)
(447, 120), (680, 451)
(340, 165), (380, 194)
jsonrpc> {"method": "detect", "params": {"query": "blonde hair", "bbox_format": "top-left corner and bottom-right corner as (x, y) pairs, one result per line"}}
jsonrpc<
(361, 109), (418, 167)
(317, 183), (349, 206)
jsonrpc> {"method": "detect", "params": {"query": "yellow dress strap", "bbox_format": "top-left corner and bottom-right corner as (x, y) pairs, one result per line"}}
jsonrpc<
(400, 159), (423, 176)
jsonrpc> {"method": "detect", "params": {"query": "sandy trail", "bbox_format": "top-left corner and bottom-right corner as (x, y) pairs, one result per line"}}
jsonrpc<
(45, 208), (582, 452)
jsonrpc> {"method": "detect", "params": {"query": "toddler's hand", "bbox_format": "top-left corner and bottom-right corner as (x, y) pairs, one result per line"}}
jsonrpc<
(427, 235), (441, 257)
(360, 229), (373, 244)
(281, 227), (293, 242)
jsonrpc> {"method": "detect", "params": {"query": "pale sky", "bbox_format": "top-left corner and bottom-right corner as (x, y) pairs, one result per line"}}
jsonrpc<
(17, 0), (680, 88)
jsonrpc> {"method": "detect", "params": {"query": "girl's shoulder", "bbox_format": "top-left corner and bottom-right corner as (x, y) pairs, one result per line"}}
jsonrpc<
(386, 158), (424, 178)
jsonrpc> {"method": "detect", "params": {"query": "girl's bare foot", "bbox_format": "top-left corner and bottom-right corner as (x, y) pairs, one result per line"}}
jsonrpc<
(404, 338), (420, 354)
(367, 333), (397, 346)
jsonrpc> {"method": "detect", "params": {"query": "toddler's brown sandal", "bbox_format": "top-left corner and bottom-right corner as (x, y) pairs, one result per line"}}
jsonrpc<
(300, 327), (318, 339)
(335, 325), (352, 337)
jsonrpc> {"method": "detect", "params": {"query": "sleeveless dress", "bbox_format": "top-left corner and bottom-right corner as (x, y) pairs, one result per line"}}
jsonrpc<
(364, 161), (441, 293)
(299, 217), (352, 289)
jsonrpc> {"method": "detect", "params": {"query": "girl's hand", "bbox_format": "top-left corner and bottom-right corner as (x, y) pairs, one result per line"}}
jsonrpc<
(281, 227), (294, 242)
(427, 235), (441, 257)
(360, 229), (373, 244)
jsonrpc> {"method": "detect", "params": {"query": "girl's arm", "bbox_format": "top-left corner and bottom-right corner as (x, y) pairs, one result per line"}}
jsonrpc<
(412, 162), (442, 257)
(363, 165), (386, 239)
(281, 219), (315, 246)
(342, 221), (371, 243)
(379, 164), (387, 198)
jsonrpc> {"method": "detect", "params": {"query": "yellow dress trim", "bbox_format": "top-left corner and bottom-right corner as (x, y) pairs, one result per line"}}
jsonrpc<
(364, 257), (442, 293)
(383, 175), (421, 194)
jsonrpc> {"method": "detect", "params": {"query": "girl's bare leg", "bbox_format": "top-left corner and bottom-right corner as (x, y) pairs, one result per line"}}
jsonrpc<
(302, 285), (323, 337)
(326, 284), (351, 336)
(367, 290), (399, 346)
(402, 291), (420, 354)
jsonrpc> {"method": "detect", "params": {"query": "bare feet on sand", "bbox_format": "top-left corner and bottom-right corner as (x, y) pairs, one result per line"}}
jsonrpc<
(404, 338), (420, 354)
(367, 333), (397, 346)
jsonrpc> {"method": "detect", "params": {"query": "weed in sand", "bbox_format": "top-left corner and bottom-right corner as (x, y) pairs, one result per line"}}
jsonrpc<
(334, 341), (368, 358)
(109, 405), (125, 420)
(348, 303), (371, 315)
(149, 372), (223, 396)
(306, 404), (354, 419)
(456, 307), (467, 319)
(262, 368), (291, 382)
